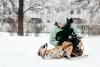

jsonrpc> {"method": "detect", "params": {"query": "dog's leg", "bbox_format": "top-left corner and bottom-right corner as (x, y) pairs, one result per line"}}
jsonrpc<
(65, 51), (71, 60)
(55, 51), (61, 59)
(64, 46), (73, 60)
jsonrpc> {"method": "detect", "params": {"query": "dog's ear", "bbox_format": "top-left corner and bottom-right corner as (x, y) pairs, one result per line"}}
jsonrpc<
(45, 43), (48, 46)
(69, 18), (73, 23)
(55, 22), (58, 25)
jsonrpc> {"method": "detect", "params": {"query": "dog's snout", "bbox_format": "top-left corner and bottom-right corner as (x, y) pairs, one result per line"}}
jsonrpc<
(38, 51), (40, 55)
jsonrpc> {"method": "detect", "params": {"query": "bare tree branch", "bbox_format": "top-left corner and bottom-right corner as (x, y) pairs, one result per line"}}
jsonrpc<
(94, 1), (100, 12)
(23, 0), (46, 14)
(23, 4), (36, 14)
(0, 0), (3, 6)
(9, 0), (17, 14)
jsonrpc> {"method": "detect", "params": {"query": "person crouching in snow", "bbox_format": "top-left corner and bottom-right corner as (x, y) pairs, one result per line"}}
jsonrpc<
(49, 12), (83, 57)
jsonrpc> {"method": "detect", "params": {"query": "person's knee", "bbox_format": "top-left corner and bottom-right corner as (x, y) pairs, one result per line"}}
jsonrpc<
(72, 38), (80, 48)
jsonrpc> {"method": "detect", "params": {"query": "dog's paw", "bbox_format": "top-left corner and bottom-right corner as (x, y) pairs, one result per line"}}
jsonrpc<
(64, 55), (71, 60)
(68, 57), (71, 60)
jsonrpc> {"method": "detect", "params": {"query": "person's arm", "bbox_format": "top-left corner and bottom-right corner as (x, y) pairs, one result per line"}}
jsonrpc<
(71, 23), (83, 38)
(49, 27), (59, 46)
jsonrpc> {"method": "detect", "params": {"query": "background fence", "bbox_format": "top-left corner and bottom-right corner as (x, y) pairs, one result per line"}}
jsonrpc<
(40, 24), (100, 36)
(77, 24), (100, 36)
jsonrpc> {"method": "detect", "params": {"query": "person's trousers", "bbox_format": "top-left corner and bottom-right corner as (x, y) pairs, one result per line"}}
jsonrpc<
(71, 38), (80, 49)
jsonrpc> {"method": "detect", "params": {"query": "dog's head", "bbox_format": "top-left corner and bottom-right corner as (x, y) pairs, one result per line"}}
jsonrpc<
(38, 43), (48, 58)
(62, 41), (73, 48)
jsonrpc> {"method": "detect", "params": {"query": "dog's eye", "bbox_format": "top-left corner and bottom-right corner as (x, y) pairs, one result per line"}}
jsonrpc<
(45, 53), (47, 55)
(42, 45), (45, 48)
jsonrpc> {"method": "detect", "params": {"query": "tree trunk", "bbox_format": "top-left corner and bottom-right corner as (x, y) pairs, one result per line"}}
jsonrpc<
(18, 0), (24, 36)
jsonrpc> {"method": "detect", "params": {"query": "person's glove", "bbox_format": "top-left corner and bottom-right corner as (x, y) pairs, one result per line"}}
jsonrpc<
(71, 34), (77, 39)
(58, 41), (63, 46)
(77, 37), (82, 39)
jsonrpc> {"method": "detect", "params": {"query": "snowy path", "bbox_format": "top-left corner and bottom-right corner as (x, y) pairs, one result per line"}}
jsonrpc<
(0, 34), (100, 67)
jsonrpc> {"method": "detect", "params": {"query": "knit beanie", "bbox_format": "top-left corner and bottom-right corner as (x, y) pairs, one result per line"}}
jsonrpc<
(56, 12), (67, 24)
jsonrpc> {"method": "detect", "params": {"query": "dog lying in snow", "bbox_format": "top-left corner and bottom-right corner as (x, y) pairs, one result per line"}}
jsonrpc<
(38, 41), (73, 59)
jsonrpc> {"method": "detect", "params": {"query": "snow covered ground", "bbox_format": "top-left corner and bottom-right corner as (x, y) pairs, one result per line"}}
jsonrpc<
(0, 33), (100, 67)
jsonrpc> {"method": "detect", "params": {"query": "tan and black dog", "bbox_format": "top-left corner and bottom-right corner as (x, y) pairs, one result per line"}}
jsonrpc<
(38, 41), (73, 59)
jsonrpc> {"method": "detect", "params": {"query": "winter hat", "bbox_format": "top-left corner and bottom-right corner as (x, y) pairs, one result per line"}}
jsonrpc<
(56, 12), (67, 24)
